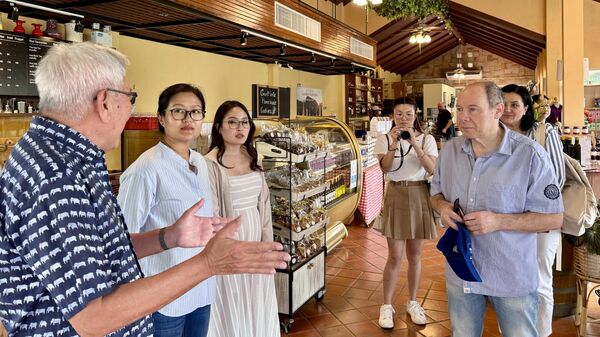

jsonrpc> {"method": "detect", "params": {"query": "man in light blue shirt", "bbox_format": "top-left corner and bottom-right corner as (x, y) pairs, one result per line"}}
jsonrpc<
(430, 82), (563, 337)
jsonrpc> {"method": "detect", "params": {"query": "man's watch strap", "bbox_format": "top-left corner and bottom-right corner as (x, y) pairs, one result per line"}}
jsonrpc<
(159, 227), (169, 250)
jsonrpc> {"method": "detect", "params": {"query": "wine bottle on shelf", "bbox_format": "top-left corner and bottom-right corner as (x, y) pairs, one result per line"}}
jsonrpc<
(574, 137), (582, 163)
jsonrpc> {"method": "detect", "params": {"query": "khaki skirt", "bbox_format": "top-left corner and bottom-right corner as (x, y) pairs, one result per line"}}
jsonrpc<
(380, 181), (437, 240)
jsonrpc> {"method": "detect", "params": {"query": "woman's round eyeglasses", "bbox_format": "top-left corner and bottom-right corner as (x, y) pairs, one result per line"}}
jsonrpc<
(226, 119), (251, 129)
(168, 108), (205, 121)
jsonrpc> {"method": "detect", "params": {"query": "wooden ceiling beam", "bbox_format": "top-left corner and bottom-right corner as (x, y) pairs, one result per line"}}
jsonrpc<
(454, 22), (544, 52)
(451, 13), (545, 49)
(378, 30), (452, 65)
(378, 35), (454, 65)
(385, 36), (457, 73)
(449, 2), (545, 45)
(396, 41), (458, 75)
(382, 33), (456, 70)
(464, 39), (537, 69)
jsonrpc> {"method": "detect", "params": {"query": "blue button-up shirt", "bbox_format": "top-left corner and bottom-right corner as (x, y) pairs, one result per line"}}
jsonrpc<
(0, 116), (152, 336)
(431, 124), (563, 297)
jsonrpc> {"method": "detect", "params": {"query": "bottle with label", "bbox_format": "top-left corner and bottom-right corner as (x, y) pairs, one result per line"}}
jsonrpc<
(573, 126), (581, 135)
(563, 126), (571, 135)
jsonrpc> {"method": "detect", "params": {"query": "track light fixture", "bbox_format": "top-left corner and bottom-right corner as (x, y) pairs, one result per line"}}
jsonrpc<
(311, 53), (316, 63)
(330, 59), (335, 68)
(287, 63), (293, 70)
(240, 32), (248, 46)
(351, 64), (355, 72)
(280, 44), (286, 56)
(8, 2), (19, 21)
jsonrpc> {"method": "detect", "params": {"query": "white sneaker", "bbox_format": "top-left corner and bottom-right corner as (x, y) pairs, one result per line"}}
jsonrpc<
(378, 304), (395, 329)
(406, 301), (427, 325)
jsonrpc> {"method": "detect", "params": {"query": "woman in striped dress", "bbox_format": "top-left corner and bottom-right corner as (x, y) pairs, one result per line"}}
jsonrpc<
(205, 101), (279, 337)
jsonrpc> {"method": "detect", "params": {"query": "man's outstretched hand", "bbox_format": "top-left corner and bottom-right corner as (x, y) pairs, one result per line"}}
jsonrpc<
(167, 198), (230, 248)
(199, 217), (290, 275)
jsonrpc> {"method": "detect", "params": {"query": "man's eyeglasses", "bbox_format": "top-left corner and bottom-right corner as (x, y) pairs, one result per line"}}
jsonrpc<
(167, 108), (206, 121)
(226, 119), (251, 129)
(106, 88), (138, 105)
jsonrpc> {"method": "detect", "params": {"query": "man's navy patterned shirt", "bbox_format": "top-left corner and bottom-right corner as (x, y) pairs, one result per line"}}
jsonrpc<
(0, 116), (153, 336)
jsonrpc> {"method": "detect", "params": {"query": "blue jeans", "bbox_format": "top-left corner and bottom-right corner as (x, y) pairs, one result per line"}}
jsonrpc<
(446, 281), (538, 337)
(152, 305), (211, 337)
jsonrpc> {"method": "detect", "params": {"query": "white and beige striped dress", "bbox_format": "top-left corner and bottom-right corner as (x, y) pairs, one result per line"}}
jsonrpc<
(207, 172), (280, 337)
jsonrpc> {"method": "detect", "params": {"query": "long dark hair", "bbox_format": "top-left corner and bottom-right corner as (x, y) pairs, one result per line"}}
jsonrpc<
(391, 97), (423, 133)
(209, 100), (261, 171)
(501, 84), (534, 132)
(157, 83), (206, 133)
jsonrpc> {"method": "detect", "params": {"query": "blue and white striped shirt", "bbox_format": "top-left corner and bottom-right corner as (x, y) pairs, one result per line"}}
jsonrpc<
(117, 143), (215, 316)
(431, 124), (564, 297)
(0, 116), (152, 336)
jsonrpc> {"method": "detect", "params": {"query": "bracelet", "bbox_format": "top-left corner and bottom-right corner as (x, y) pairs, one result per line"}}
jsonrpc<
(159, 227), (169, 250)
(388, 147), (396, 152)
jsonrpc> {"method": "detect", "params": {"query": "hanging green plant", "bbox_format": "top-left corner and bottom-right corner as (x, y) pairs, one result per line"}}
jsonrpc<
(372, 0), (449, 21)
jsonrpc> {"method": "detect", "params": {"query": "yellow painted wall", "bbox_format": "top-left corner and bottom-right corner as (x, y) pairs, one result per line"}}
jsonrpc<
(584, 0), (600, 69)
(118, 35), (343, 121)
(340, 4), (391, 35)
(119, 35), (270, 119)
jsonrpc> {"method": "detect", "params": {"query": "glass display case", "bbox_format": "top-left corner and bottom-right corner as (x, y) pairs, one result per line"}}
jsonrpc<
(254, 117), (362, 332)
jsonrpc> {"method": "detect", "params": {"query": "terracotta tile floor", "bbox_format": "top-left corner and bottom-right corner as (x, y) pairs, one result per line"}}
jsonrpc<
(280, 224), (600, 336)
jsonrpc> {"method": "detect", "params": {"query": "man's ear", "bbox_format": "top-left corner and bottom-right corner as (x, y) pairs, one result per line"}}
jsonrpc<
(493, 103), (504, 119)
(94, 90), (111, 123)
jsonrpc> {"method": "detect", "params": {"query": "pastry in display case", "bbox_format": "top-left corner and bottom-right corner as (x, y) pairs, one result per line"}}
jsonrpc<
(254, 118), (362, 333)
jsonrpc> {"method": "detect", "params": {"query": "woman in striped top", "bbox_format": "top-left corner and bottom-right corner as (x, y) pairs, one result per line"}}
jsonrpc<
(501, 84), (565, 337)
(205, 101), (279, 337)
(118, 83), (219, 337)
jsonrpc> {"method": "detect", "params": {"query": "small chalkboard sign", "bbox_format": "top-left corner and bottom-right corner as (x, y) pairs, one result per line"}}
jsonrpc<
(251, 85), (290, 119)
(255, 85), (278, 117)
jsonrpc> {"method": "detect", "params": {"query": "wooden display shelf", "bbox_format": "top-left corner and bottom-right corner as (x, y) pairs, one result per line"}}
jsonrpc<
(0, 113), (37, 118)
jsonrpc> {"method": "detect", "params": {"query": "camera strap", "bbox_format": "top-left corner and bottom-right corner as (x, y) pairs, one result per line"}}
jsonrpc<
(385, 135), (412, 172)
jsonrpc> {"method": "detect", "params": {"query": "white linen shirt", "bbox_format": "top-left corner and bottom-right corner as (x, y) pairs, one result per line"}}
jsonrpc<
(374, 133), (438, 181)
(118, 142), (215, 316)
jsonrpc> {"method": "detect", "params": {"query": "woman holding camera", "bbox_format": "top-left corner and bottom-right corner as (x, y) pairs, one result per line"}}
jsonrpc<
(374, 97), (438, 329)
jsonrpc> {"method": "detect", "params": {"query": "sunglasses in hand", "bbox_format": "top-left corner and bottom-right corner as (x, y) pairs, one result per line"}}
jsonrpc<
(453, 198), (465, 221)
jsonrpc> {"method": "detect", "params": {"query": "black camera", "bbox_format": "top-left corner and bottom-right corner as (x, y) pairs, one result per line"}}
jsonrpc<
(397, 130), (411, 141)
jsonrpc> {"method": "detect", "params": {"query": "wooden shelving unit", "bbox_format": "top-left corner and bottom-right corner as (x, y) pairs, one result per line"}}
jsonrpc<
(345, 74), (383, 133)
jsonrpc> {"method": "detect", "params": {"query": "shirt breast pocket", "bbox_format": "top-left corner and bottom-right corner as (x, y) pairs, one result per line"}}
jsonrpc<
(485, 184), (525, 213)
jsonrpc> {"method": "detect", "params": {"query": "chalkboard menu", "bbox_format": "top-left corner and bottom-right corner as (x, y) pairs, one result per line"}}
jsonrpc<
(255, 85), (278, 117)
(251, 85), (290, 119)
(0, 31), (59, 96)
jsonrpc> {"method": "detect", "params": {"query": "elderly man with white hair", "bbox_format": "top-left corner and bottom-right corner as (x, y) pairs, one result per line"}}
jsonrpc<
(0, 42), (289, 337)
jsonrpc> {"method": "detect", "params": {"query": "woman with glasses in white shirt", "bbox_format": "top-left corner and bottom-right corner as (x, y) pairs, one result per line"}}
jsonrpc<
(118, 83), (218, 337)
(205, 101), (279, 337)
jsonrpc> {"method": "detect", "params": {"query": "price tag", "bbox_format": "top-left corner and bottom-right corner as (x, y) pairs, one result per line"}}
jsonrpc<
(350, 159), (358, 189)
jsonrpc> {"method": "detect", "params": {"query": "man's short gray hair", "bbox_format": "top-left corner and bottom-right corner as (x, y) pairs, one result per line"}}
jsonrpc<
(476, 81), (504, 109)
(35, 42), (129, 121)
